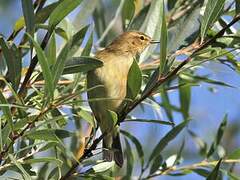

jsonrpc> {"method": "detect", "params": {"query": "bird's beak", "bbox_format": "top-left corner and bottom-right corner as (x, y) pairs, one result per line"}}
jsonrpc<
(150, 40), (160, 44)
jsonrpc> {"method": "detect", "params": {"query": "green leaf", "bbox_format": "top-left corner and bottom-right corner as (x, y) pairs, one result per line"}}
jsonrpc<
(206, 159), (222, 180)
(120, 130), (144, 168)
(47, 31), (56, 66)
(0, 38), (22, 91)
(52, 26), (89, 88)
(150, 154), (163, 175)
(149, 121), (187, 162)
(161, 89), (174, 122)
(159, 1), (168, 75)
(91, 161), (115, 173)
(36, 57), (103, 80)
(192, 168), (211, 177)
(0, 91), (13, 130)
(81, 32), (93, 56)
(21, 0), (35, 36)
(9, 154), (32, 180)
(126, 59), (142, 99)
(128, 4), (150, 30)
(24, 157), (63, 167)
(106, 110), (118, 127)
(200, 0), (226, 42)
(122, 0), (135, 30)
(25, 129), (73, 141)
(35, 2), (59, 24)
(124, 138), (134, 178)
(49, 0), (82, 30)
(124, 119), (174, 126)
(77, 108), (95, 127)
(13, 17), (25, 34)
(26, 33), (54, 99)
(207, 115), (227, 158)
(228, 148), (240, 159)
(179, 77), (191, 119)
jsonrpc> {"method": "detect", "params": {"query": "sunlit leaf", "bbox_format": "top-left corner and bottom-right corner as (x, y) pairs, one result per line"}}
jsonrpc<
(49, 0), (82, 30)
(200, 0), (226, 42)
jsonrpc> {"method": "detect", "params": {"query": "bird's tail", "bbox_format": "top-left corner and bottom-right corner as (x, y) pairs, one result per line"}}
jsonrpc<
(103, 133), (123, 167)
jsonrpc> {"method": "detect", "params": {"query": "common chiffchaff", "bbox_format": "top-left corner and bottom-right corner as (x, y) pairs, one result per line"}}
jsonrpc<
(87, 31), (156, 167)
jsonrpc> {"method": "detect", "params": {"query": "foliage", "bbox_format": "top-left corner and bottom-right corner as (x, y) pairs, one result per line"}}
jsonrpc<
(0, 0), (240, 179)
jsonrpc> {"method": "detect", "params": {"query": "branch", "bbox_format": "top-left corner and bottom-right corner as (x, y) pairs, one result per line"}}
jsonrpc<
(145, 159), (240, 179)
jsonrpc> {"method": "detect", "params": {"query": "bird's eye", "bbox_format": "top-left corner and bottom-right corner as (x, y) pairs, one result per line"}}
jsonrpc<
(140, 36), (145, 40)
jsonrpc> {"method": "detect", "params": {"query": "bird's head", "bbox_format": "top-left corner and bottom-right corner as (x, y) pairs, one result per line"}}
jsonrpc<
(107, 31), (159, 56)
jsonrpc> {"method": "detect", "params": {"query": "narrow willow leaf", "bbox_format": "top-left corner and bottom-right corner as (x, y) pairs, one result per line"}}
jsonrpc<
(81, 32), (93, 56)
(47, 31), (56, 66)
(21, 0), (35, 36)
(0, 91), (13, 130)
(106, 110), (118, 127)
(149, 121), (187, 162)
(193, 168), (211, 177)
(91, 161), (115, 173)
(206, 159), (222, 180)
(207, 115), (227, 158)
(128, 4), (150, 30)
(13, 17), (25, 34)
(52, 26), (89, 88)
(124, 138), (134, 178)
(200, 0), (226, 42)
(228, 148), (240, 159)
(126, 59), (142, 100)
(120, 130), (144, 168)
(179, 77), (191, 119)
(159, 1), (168, 75)
(161, 89), (174, 122)
(77, 108), (95, 127)
(122, 0), (135, 30)
(9, 154), (32, 180)
(36, 57), (103, 80)
(35, 2), (59, 24)
(24, 157), (63, 167)
(26, 34), (54, 99)
(124, 119), (174, 126)
(0, 38), (21, 91)
(25, 129), (73, 141)
(49, 0), (82, 30)
(149, 154), (163, 175)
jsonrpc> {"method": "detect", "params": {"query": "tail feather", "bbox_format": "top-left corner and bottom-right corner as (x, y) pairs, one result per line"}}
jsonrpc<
(103, 133), (124, 167)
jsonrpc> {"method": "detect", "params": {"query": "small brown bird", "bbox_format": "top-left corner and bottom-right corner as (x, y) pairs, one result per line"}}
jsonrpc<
(87, 31), (154, 167)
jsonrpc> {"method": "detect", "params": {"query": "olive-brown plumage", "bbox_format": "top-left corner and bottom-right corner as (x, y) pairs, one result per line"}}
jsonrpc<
(87, 31), (152, 167)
